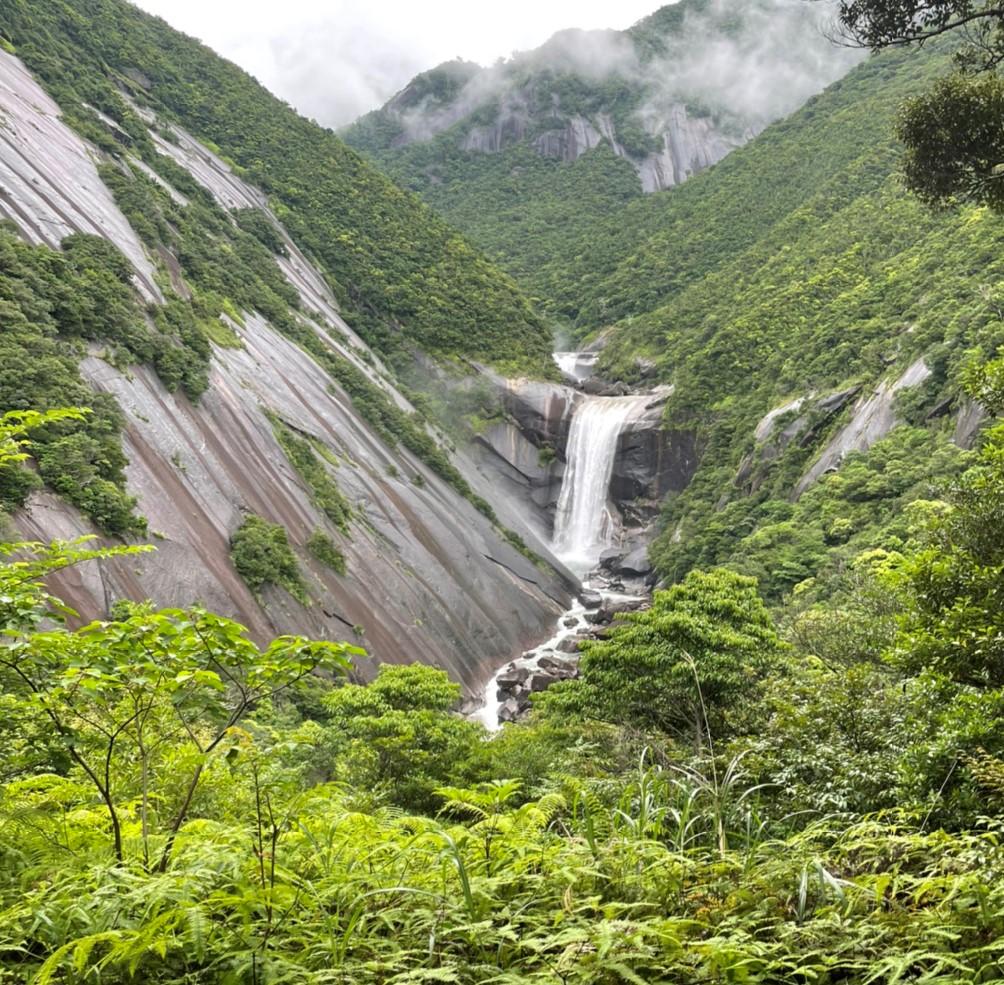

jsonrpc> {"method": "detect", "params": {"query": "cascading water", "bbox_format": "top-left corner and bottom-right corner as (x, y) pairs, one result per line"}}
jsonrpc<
(551, 394), (647, 576)
(554, 350), (599, 383)
(474, 353), (651, 729)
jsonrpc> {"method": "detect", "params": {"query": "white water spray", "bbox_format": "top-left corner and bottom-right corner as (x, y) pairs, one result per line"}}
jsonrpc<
(554, 350), (599, 383)
(552, 394), (647, 575)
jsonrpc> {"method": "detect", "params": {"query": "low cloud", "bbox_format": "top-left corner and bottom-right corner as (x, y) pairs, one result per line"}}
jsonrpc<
(381, 0), (863, 147)
(638, 0), (862, 127)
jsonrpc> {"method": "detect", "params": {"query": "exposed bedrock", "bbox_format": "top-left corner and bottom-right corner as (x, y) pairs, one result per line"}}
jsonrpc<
(472, 377), (700, 535)
(610, 420), (702, 524)
(0, 48), (572, 696)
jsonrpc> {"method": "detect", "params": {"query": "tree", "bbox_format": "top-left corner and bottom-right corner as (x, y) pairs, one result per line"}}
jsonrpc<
(552, 569), (786, 745)
(1, 603), (358, 867)
(307, 664), (485, 813)
(833, 0), (1004, 209)
(835, 1), (1004, 57)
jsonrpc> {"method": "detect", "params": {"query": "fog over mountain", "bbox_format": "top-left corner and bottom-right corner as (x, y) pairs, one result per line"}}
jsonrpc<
(131, 0), (660, 126)
(383, 0), (861, 149)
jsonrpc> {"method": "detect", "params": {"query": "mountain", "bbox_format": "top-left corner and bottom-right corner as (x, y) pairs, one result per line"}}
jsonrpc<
(343, 0), (862, 324)
(0, 0), (578, 691)
(351, 31), (1000, 606)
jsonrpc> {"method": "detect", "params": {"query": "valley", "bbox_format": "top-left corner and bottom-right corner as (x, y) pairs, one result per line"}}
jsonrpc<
(1, 0), (1004, 980)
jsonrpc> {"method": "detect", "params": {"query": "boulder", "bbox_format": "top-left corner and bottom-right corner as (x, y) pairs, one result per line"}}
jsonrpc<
(579, 588), (603, 608)
(496, 664), (529, 688)
(538, 654), (578, 675)
(526, 672), (555, 692)
(599, 548), (625, 571)
(498, 698), (521, 723)
(562, 616), (580, 628)
(556, 636), (583, 654)
(618, 547), (652, 576)
(598, 597), (645, 622)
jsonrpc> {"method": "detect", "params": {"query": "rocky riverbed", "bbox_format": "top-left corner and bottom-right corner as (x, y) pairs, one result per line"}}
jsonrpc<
(476, 586), (649, 728)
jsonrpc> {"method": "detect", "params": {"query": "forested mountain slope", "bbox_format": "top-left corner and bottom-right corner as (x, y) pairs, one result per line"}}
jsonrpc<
(587, 40), (1004, 596)
(0, 0), (574, 687)
(343, 0), (861, 324)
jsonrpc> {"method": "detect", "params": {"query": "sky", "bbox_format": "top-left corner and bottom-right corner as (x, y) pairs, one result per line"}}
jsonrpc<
(131, 0), (661, 128)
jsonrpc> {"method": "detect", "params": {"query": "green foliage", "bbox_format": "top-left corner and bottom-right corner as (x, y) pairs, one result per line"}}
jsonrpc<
(898, 71), (1004, 210)
(2, 496), (1004, 981)
(0, 228), (145, 533)
(268, 415), (352, 533)
(306, 530), (346, 575)
(229, 515), (306, 602)
(886, 423), (1004, 687)
(304, 664), (484, 813)
(549, 569), (785, 741)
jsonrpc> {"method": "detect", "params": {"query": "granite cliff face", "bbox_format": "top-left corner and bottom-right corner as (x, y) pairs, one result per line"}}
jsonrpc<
(0, 48), (573, 695)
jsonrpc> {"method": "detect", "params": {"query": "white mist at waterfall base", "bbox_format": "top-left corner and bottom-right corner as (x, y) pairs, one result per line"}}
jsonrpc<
(552, 394), (648, 576)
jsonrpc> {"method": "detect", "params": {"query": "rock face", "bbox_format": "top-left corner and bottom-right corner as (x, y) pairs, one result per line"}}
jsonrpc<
(0, 49), (574, 695)
(414, 94), (751, 194)
(0, 53), (162, 302)
(610, 419), (702, 524)
(795, 359), (932, 496)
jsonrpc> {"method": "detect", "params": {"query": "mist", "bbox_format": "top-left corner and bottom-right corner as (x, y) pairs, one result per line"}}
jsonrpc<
(383, 0), (862, 149)
(131, 0), (660, 128)
(638, 0), (862, 127)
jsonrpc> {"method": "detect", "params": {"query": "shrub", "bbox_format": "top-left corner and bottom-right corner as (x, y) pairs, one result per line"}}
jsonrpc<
(230, 515), (306, 601)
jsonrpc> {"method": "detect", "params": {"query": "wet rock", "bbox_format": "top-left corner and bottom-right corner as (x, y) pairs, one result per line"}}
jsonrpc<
(609, 424), (702, 521)
(526, 672), (554, 693)
(579, 588), (604, 608)
(599, 548), (625, 570)
(600, 381), (630, 397)
(556, 636), (583, 654)
(538, 654), (578, 675)
(496, 664), (530, 688)
(501, 380), (579, 451)
(563, 616), (580, 628)
(619, 547), (652, 576)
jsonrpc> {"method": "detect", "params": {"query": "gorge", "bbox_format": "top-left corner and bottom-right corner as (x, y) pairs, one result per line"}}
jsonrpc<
(4, 0), (1004, 980)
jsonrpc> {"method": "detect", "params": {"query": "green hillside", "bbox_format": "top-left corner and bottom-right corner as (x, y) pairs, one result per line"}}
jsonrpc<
(573, 42), (1004, 597)
(2, 0), (552, 373)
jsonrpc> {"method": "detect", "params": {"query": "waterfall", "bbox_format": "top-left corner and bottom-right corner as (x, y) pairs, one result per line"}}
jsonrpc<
(552, 394), (647, 575)
(554, 350), (599, 383)
(473, 355), (652, 729)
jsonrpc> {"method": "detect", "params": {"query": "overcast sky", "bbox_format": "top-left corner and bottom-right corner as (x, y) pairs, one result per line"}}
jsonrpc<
(131, 0), (661, 128)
